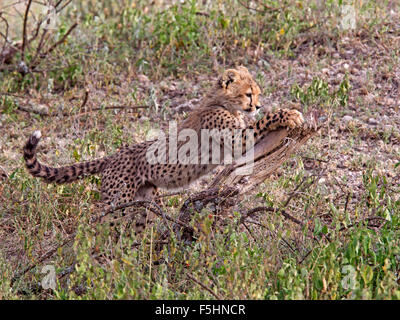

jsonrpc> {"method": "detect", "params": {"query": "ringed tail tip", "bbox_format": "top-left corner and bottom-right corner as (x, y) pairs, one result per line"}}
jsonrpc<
(33, 130), (42, 139)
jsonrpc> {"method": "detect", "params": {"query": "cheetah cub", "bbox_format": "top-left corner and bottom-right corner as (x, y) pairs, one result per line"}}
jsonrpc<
(24, 66), (303, 228)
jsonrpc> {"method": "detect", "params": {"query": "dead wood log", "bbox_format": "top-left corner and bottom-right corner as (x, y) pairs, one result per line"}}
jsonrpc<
(175, 110), (325, 241)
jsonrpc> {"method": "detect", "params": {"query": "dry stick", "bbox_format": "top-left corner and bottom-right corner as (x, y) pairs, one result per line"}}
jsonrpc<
(43, 22), (77, 56)
(174, 187), (240, 243)
(282, 171), (325, 210)
(56, 0), (73, 13)
(178, 187), (239, 226)
(298, 249), (313, 265)
(344, 192), (351, 216)
(21, 0), (33, 62)
(11, 233), (75, 286)
(241, 221), (258, 242)
(0, 1), (26, 11)
(99, 200), (193, 232)
(338, 217), (388, 232)
(90, 105), (149, 112)
(301, 216), (388, 266)
(237, 0), (264, 13)
(195, 12), (210, 17)
(186, 274), (222, 300)
(29, 27), (49, 67)
(255, 0), (282, 11)
(23, 0), (72, 56)
(27, 0), (53, 45)
(281, 175), (311, 209)
(302, 156), (329, 163)
(240, 172), (324, 259)
(0, 13), (9, 59)
(242, 205), (331, 244)
(30, 22), (78, 71)
(80, 90), (89, 109)
(55, 0), (65, 8)
(69, 105), (149, 118)
(241, 206), (325, 265)
(244, 218), (298, 255)
(241, 206), (304, 226)
(27, 14), (43, 44)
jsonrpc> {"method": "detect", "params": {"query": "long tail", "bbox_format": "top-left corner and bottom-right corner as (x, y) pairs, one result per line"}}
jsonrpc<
(23, 130), (108, 184)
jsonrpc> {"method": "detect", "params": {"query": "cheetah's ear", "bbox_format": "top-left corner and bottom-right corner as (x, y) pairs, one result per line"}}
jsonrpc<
(218, 69), (238, 89)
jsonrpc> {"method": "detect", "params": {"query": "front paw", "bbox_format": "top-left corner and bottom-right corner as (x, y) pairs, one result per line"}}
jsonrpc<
(279, 109), (304, 129)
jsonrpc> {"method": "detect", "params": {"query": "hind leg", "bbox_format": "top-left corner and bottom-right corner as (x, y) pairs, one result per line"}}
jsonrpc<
(99, 178), (159, 234)
(130, 182), (160, 232)
(97, 169), (140, 223)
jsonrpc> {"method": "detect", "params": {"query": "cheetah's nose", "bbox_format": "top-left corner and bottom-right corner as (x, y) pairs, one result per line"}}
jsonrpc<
(256, 106), (262, 110)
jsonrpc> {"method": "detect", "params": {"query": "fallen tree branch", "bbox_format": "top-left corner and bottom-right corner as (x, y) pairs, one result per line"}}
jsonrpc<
(209, 111), (322, 193)
(175, 187), (240, 242)
(174, 110), (325, 243)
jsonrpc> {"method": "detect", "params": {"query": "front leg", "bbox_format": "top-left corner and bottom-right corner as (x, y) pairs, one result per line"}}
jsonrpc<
(252, 108), (304, 141)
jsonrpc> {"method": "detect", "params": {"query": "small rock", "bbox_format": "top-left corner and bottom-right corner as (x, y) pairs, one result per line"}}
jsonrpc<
(139, 116), (149, 121)
(384, 125), (393, 132)
(342, 115), (353, 122)
(137, 74), (150, 85)
(30, 104), (49, 116)
(159, 81), (176, 92)
(368, 118), (378, 125)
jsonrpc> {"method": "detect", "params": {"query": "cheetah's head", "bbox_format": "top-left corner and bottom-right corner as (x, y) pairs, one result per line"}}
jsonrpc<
(215, 66), (262, 120)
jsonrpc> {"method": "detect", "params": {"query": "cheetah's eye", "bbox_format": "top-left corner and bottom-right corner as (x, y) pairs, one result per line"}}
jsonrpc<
(246, 93), (252, 98)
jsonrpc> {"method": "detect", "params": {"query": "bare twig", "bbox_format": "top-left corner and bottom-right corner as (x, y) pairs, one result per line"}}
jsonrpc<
(21, 0), (33, 62)
(237, 0), (281, 13)
(237, 0), (264, 13)
(56, 0), (73, 13)
(29, 27), (49, 67)
(11, 232), (75, 286)
(195, 12), (210, 17)
(302, 156), (329, 163)
(338, 216), (388, 232)
(90, 105), (149, 112)
(186, 274), (222, 299)
(68, 105), (149, 119)
(80, 90), (89, 109)
(344, 192), (351, 215)
(98, 199), (193, 232)
(30, 22), (77, 70)
(241, 206), (304, 226)
(0, 13), (10, 60)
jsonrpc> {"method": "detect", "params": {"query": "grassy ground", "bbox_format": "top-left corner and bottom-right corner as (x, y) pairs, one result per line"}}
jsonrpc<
(0, 0), (399, 299)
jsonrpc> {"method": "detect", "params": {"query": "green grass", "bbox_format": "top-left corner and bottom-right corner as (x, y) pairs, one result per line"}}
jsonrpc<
(0, 0), (400, 300)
